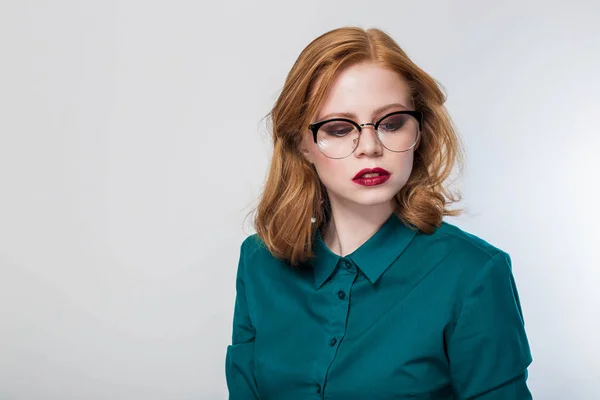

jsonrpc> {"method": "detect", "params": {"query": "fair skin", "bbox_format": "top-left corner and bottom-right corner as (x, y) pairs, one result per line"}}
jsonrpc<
(300, 61), (417, 257)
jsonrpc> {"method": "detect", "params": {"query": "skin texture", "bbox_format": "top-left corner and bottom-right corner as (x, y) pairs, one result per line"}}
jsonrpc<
(299, 61), (417, 257)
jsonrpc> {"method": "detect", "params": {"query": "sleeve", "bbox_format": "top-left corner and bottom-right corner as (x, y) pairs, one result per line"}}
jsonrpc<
(447, 251), (533, 399)
(225, 240), (260, 399)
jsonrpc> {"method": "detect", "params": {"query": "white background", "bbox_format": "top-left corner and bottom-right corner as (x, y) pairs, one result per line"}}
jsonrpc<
(1, 0), (599, 399)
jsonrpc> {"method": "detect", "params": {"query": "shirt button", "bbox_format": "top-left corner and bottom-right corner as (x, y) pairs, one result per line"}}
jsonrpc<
(316, 383), (322, 393)
(343, 260), (352, 269)
(337, 290), (346, 300)
(330, 337), (338, 346)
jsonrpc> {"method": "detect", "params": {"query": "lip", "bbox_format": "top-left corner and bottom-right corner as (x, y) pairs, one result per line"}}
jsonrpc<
(352, 167), (391, 180)
(353, 174), (391, 186)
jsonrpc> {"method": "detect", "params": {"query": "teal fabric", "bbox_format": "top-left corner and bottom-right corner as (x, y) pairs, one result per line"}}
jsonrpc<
(225, 213), (533, 399)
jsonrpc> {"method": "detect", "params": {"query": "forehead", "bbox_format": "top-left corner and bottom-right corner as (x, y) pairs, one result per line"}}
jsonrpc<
(316, 62), (412, 118)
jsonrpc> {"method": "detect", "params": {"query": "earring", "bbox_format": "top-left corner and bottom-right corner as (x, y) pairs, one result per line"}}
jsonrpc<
(311, 197), (325, 223)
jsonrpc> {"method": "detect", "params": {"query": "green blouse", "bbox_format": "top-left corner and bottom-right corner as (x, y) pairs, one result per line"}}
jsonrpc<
(225, 213), (533, 399)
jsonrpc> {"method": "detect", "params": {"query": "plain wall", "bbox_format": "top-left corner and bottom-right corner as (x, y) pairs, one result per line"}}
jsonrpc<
(0, 0), (598, 398)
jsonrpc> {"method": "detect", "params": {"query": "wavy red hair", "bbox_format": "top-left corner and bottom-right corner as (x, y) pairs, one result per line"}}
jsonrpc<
(246, 26), (465, 267)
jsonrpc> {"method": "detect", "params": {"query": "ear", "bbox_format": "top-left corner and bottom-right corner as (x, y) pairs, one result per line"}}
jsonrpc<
(298, 134), (314, 164)
(301, 147), (313, 164)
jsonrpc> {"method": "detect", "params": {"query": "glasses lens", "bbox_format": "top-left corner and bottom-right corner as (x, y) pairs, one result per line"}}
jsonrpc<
(377, 113), (419, 152)
(316, 120), (359, 159)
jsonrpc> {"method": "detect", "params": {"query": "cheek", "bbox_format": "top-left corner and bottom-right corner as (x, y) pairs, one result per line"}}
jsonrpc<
(394, 153), (415, 182)
(400, 152), (414, 172)
(313, 155), (349, 185)
(402, 162), (417, 194)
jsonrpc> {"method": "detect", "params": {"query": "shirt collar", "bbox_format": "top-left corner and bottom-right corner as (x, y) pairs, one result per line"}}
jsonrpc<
(312, 213), (418, 289)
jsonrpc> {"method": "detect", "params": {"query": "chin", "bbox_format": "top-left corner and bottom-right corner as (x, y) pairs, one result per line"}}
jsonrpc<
(325, 179), (402, 206)
(341, 190), (397, 207)
(357, 195), (396, 206)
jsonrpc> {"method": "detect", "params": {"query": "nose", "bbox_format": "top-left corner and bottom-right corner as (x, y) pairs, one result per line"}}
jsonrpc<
(354, 123), (383, 157)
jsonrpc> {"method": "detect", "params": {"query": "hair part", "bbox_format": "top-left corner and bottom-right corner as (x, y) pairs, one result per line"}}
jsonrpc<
(245, 26), (466, 267)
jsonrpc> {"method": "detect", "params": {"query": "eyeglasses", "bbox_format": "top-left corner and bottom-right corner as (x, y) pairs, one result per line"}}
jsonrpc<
(308, 110), (423, 159)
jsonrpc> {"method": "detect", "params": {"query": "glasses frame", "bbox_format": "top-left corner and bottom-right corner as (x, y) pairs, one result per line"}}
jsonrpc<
(308, 110), (424, 159)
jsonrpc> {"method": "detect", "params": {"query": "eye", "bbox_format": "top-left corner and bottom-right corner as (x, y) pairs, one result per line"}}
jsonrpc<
(322, 122), (355, 137)
(379, 114), (408, 133)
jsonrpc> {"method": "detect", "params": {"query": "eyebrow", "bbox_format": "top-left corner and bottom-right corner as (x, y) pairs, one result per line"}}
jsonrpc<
(315, 102), (409, 122)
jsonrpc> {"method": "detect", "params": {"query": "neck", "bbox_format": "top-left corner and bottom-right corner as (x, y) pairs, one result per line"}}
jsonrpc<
(321, 197), (395, 257)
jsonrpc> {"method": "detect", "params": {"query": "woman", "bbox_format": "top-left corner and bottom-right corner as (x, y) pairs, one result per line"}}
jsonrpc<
(225, 26), (533, 399)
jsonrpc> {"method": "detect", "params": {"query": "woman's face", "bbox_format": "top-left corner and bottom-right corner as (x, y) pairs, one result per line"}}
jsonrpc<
(300, 61), (417, 211)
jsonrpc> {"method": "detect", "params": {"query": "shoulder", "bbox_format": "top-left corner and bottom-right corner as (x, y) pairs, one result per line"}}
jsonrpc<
(415, 221), (522, 323)
(237, 233), (283, 278)
(240, 233), (269, 260)
(417, 220), (514, 287)
(433, 220), (505, 259)
(236, 233), (308, 292)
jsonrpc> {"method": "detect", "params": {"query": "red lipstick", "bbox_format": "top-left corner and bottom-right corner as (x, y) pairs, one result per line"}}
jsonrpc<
(352, 167), (391, 186)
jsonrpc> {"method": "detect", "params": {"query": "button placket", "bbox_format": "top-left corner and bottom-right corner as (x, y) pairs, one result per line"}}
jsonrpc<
(332, 260), (355, 349)
(319, 258), (358, 394)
